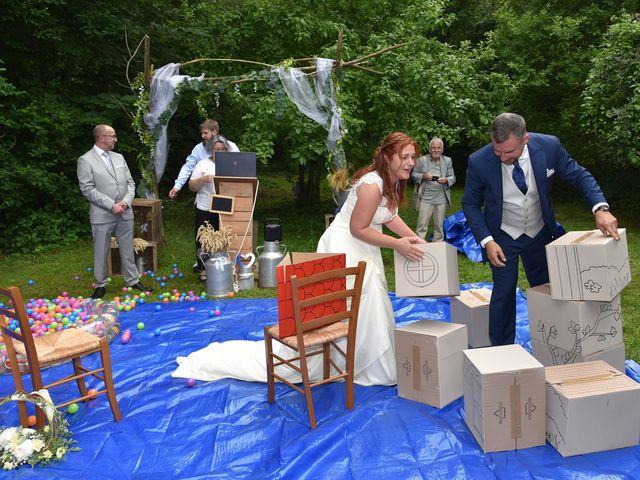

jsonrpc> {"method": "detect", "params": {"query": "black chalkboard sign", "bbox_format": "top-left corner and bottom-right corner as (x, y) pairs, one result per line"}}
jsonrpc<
(209, 194), (235, 214)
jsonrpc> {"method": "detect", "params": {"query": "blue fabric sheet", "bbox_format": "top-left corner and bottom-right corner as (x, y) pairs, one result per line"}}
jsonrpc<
(2, 284), (640, 479)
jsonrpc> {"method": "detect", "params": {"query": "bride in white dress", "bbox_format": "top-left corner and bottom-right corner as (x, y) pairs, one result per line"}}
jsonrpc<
(172, 132), (426, 386)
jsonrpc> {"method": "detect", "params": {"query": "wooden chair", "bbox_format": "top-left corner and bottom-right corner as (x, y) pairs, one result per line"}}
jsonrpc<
(264, 261), (366, 429)
(0, 286), (122, 428)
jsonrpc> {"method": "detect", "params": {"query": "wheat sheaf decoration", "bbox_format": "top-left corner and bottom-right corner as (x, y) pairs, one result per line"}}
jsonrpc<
(196, 222), (237, 253)
(133, 238), (150, 255)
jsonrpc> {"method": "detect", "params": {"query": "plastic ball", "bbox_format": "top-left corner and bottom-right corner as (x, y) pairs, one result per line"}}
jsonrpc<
(87, 388), (98, 399)
(188, 307), (196, 313)
(208, 310), (216, 317)
(27, 415), (37, 427)
(214, 309), (221, 316)
(227, 292), (235, 298)
(186, 378), (196, 388)
(155, 305), (162, 312)
(67, 403), (79, 414)
(154, 328), (161, 336)
(27, 280), (34, 286)
(86, 267), (92, 272)
(137, 322), (145, 330)
(120, 334), (131, 345)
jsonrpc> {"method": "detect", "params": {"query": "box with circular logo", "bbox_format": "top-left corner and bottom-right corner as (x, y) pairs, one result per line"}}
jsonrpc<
(393, 242), (460, 297)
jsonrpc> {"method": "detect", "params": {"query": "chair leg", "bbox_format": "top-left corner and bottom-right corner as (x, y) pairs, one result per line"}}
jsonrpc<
(299, 352), (316, 430)
(72, 356), (89, 400)
(11, 370), (29, 428)
(99, 341), (122, 422)
(264, 328), (275, 404)
(322, 343), (331, 380)
(345, 346), (355, 410)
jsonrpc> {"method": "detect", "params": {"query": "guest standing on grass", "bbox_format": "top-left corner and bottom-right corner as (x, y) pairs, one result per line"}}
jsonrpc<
(189, 135), (229, 282)
(411, 137), (455, 241)
(169, 119), (239, 273)
(462, 112), (619, 346)
(77, 124), (148, 299)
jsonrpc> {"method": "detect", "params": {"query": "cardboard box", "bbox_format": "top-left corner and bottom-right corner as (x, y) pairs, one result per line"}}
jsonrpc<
(546, 229), (630, 301)
(545, 360), (640, 456)
(395, 320), (468, 408)
(527, 283), (623, 359)
(463, 344), (546, 452)
(531, 339), (625, 372)
(450, 288), (492, 347)
(276, 252), (346, 338)
(394, 242), (460, 297)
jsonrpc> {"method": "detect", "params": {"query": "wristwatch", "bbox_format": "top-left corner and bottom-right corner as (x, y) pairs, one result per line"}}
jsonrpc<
(595, 205), (610, 213)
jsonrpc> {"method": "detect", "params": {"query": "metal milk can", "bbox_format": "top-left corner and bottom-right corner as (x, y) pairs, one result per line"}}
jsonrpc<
(202, 251), (233, 297)
(236, 253), (256, 291)
(256, 241), (287, 288)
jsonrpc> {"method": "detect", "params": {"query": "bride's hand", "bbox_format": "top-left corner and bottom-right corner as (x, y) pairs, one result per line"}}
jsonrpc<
(396, 237), (425, 262)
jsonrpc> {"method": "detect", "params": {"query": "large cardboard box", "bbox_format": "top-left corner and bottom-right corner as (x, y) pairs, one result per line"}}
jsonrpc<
(546, 228), (630, 302)
(531, 338), (625, 372)
(545, 360), (640, 457)
(276, 252), (346, 337)
(395, 320), (468, 408)
(527, 283), (623, 359)
(463, 344), (546, 453)
(450, 288), (492, 347)
(394, 242), (460, 297)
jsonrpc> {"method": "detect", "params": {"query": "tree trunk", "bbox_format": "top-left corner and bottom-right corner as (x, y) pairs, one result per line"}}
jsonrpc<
(297, 156), (324, 205)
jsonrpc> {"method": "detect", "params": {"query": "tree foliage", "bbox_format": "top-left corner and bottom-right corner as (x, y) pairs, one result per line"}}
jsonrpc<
(1, 0), (639, 253)
(582, 13), (640, 166)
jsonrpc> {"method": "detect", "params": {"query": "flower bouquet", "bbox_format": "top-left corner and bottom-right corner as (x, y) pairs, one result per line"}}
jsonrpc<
(0, 390), (78, 470)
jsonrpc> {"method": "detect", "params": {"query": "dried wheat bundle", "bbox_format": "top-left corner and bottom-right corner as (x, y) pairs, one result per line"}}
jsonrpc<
(133, 238), (150, 255)
(196, 222), (237, 253)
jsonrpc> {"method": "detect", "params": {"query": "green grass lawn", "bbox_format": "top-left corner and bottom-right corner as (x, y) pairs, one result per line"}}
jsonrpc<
(1, 173), (638, 361)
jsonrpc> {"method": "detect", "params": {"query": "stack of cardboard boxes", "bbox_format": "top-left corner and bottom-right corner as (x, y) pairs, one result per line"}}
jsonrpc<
(528, 229), (631, 371)
(392, 230), (639, 456)
(393, 243), (468, 409)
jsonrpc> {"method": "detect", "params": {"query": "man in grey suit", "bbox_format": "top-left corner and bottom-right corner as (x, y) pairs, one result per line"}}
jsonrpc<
(77, 124), (148, 298)
(411, 138), (456, 241)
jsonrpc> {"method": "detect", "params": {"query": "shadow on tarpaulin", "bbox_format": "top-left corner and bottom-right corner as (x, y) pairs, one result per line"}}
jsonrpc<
(2, 282), (640, 480)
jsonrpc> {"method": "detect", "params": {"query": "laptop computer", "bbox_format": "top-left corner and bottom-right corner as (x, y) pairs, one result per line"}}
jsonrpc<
(214, 151), (257, 178)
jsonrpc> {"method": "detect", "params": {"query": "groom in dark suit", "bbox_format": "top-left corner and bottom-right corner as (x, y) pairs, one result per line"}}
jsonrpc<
(462, 113), (619, 345)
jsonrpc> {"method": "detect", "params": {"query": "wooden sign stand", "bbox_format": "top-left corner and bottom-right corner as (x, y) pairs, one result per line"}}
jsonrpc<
(213, 176), (258, 256)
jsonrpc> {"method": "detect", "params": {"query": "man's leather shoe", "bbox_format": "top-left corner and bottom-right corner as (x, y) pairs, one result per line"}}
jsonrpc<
(91, 287), (106, 299)
(130, 282), (151, 292)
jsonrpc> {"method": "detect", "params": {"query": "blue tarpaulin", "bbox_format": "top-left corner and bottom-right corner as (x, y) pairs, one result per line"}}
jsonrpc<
(2, 283), (640, 479)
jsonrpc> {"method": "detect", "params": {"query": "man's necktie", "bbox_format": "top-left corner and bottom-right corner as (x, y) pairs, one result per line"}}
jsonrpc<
(102, 152), (114, 172)
(512, 160), (527, 195)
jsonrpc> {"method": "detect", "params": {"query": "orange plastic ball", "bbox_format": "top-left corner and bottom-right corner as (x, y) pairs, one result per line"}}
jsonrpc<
(87, 388), (98, 399)
(227, 292), (235, 298)
(27, 415), (37, 427)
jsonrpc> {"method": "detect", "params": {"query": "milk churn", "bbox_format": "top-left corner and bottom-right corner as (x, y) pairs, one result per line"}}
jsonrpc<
(256, 219), (286, 288)
(236, 253), (256, 291)
(202, 251), (234, 297)
(135, 255), (146, 276)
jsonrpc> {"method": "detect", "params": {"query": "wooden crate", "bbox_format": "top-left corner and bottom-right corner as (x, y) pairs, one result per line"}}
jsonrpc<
(132, 198), (164, 244)
(108, 238), (158, 275)
(215, 177), (257, 256)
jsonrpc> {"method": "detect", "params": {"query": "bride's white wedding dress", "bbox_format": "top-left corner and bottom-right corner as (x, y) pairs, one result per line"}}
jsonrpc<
(172, 171), (397, 386)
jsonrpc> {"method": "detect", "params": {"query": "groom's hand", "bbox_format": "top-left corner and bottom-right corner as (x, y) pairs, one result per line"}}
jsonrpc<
(486, 240), (506, 268)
